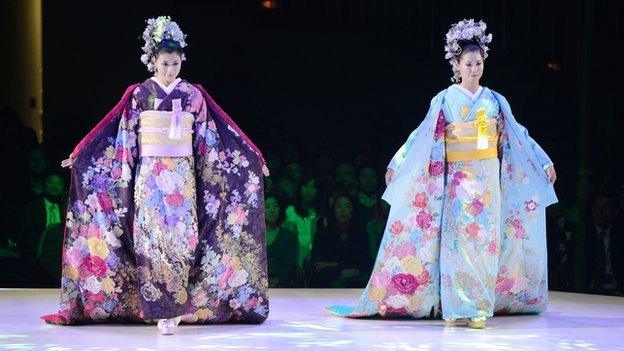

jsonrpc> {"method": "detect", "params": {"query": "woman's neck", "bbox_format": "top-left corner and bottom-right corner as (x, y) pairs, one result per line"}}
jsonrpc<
(460, 80), (480, 94)
(301, 200), (311, 210)
(299, 201), (317, 216)
(336, 219), (350, 232)
(266, 221), (279, 230)
(153, 76), (175, 87)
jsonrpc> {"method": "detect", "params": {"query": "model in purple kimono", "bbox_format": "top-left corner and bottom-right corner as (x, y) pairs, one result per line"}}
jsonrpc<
(44, 16), (270, 334)
(328, 19), (557, 329)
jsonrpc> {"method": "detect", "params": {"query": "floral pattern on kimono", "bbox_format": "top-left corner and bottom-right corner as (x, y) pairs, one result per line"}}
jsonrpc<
(328, 86), (556, 319)
(42, 79), (268, 325)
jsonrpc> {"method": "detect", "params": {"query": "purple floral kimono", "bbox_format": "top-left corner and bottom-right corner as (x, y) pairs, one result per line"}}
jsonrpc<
(43, 78), (268, 325)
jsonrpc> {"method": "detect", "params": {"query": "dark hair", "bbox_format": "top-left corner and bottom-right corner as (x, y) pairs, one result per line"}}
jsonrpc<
(153, 39), (184, 59)
(592, 190), (616, 206)
(324, 191), (364, 235)
(275, 176), (296, 205)
(331, 191), (355, 217)
(293, 175), (326, 219)
(457, 39), (485, 60)
(265, 193), (287, 224)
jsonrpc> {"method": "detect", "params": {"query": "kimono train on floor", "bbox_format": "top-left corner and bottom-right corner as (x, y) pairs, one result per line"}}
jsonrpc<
(42, 78), (269, 325)
(329, 85), (557, 319)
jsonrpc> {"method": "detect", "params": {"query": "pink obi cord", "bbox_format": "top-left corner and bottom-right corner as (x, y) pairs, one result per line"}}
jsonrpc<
(168, 99), (183, 140)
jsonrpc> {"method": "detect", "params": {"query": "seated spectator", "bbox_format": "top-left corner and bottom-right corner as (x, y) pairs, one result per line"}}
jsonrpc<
(353, 165), (388, 260)
(585, 192), (623, 296)
(314, 153), (335, 199)
(264, 176), (275, 194)
(265, 151), (283, 178)
(365, 198), (390, 262)
(37, 222), (64, 287)
(19, 172), (67, 262)
(26, 148), (50, 201)
(310, 193), (370, 288)
(546, 201), (573, 291)
(334, 162), (357, 198)
(265, 195), (299, 288)
(354, 166), (380, 222)
(285, 162), (303, 188)
(285, 176), (323, 278)
(276, 177), (297, 207)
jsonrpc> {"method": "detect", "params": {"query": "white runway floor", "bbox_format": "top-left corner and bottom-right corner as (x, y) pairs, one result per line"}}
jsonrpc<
(1, 288), (623, 350)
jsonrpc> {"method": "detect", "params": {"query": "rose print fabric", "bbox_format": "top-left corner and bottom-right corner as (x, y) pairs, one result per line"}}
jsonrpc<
(42, 79), (268, 325)
(439, 87), (500, 319)
(328, 87), (556, 319)
(134, 156), (198, 319)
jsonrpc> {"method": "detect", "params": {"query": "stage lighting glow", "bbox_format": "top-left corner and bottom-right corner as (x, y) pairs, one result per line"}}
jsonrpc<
(546, 62), (561, 71)
(261, 0), (278, 10)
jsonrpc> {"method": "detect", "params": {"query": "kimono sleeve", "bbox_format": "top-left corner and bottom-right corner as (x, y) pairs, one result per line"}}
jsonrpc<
(387, 94), (440, 172)
(497, 94), (553, 170)
(192, 94), (220, 157)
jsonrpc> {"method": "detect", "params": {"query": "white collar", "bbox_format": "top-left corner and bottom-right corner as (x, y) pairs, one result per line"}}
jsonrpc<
(595, 225), (612, 235)
(151, 77), (182, 95)
(453, 84), (483, 101)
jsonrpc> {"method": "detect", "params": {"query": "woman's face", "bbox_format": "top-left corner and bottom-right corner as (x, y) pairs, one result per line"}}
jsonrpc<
(336, 163), (356, 187)
(359, 167), (378, 193)
(44, 174), (66, 198)
(285, 163), (303, 183)
(265, 197), (280, 223)
(277, 178), (296, 200)
(300, 179), (318, 202)
(334, 196), (353, 223)
(454, 50), (484, 85)
(153, 51), (182, 85)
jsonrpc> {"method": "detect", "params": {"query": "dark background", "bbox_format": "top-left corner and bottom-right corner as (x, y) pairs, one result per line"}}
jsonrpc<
(39, 0), (621, 186)
(1, 0), (623, 291)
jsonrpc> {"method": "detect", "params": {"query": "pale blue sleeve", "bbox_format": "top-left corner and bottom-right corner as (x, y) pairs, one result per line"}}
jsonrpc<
(522, 127), (554, 169)
(387, 95), (440, 171)
(497, 93), (553, 169)
(387, 128), (420, 171)
(516, 115), (553, 169)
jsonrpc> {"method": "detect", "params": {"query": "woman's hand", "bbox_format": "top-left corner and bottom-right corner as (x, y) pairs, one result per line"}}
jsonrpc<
(262, 164), (270, 177)
(385, 168), (395, 185)
(545, 165), (557, 184)
(60, 155), (74, 169)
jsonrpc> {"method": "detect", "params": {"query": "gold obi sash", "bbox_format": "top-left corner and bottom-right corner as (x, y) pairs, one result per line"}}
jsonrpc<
(445, 118), (498, 162)
(138, 110), (194, 157)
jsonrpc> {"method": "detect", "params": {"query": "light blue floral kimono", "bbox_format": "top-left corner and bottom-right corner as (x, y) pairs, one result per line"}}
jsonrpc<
(329, 85), (556, 319)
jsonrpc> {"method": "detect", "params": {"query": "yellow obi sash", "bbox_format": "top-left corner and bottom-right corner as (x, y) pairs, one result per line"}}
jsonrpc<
(138, 110), (194, 157)
(445, 118), (498, 162)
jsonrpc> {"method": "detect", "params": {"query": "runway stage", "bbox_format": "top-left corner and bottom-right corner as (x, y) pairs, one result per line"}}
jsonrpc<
(1, 289), (623, 351)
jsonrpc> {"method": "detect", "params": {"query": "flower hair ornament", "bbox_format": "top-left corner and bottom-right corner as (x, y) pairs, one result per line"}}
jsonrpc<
(140, 16), (187, 72)
(444, 19), (492, 83)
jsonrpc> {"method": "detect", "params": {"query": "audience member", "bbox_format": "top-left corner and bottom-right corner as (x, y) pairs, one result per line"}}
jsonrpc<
(285, 176), (323, 281)
(19, 172), (67, 261)
(546, 201), (573, 291)
(265, 195), (299, 288)
(585, 192), (623, 295)
(310, 193), (370, 288)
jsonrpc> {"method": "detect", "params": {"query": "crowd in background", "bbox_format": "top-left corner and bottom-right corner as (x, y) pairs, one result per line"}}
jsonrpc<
(1, 104), (622, 297)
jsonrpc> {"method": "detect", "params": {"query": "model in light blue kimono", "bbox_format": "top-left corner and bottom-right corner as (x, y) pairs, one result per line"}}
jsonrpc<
(328, 19), (557, 329)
